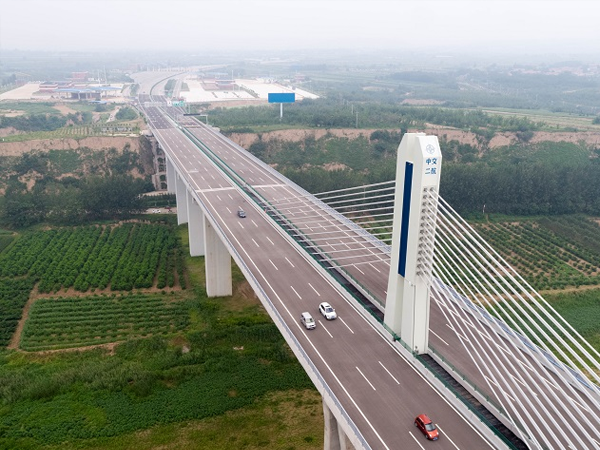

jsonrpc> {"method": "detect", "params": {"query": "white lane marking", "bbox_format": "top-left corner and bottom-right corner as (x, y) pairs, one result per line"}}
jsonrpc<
(228, 193), (233, 199)
(436, 425), (460, 449)
(308, 283), (321, 296)
(226, 207), (232, 213)
(369, 263), (381, 273)
(290, 285), (302, 299)
(446, 323), (469, 342)
(266, 236), (275, 246)
(484, 376), (515, 402)
(354, 264), (365, 275)
(252, 238), (260, 247)
(510, 374), (530, 389)
(340, 317), (354, 334)
(409, 432), (426, 449)
(238, 222), (245, 229)
(429, 329), (449, 346)
(269, 259), (279, 271)
(251, 220), (259, 228)
(160, 130), (409, 450)
(318, 320), (333, 338)
(378, 361), (400, 385)
(216, 195), (222, 201)
(285, 257), (295, 268)
(356, 366), (376, 391)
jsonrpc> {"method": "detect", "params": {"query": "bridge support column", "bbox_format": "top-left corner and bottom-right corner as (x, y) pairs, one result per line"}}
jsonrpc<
(187, 195), (205, 257)
(385, 133), (442, 355)
(323, 402), (355, 450)
(175, 173), (189, 225)
(203, 216), (232, 297)
(166, 157), (176, 194)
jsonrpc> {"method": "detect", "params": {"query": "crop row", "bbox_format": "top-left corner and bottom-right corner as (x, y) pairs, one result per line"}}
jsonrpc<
(472, 216), (600, 290)
(0, 223), (184, 293)
(20, 294), (191, 350)
(0, 278), (35, 347)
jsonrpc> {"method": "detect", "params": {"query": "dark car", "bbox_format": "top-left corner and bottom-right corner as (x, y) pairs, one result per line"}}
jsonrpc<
(237, 209), (246, 218)
(414, 414), (439, 441)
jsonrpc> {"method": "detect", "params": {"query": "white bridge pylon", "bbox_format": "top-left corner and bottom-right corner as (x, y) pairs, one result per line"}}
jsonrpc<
(385, 133), (442, 355)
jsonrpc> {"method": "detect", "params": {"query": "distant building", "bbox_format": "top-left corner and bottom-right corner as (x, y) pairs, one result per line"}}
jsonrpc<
(70, 72), (89, 81)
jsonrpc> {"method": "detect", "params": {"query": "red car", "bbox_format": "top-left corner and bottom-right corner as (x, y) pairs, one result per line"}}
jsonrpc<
(414, 414), (439, 441)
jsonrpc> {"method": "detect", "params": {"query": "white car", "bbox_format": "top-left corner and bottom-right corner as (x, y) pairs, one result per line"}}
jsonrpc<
(318, 302), (337, 320)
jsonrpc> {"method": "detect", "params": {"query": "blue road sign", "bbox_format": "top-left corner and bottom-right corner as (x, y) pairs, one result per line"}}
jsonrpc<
(268, 93), (295, 103)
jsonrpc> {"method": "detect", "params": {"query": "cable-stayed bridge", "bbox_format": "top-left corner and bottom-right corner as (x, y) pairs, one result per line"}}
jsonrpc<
(134, 82), (600, 450)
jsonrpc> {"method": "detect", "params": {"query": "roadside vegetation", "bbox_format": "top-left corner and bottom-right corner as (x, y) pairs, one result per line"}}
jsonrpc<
(0, 146), (154, 228)
(472, 215), (600, 291)
(0, 101), (141, 142)
(1, 52), (600, 448)
(0, 223), (321, 449)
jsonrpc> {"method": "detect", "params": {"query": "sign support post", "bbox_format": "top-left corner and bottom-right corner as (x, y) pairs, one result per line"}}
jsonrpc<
(268, 92), (295, 120)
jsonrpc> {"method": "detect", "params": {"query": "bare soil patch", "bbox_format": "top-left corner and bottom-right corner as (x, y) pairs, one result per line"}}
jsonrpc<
(228, 127), (600, 151)
(51, 104), (78, 115)
(0, 136), (141, 156)
(7, 294), (36, 350)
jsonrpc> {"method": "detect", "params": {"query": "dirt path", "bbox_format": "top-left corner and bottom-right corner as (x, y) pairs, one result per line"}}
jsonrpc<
(7, 294), (36, 350)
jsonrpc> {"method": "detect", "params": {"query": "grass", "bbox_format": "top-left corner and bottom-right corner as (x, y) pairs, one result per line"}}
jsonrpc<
(544, 288), (600, 346)
(480, 107), (600, 131)
(37, 389), (323, 450)
(0, 102), (59, 115)
(20, 294), (193, 351)
(0, 223), (320, 449)
(0, 125), (140, 142)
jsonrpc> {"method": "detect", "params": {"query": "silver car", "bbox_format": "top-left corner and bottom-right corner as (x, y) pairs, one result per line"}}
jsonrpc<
(300, 312), (316, 329)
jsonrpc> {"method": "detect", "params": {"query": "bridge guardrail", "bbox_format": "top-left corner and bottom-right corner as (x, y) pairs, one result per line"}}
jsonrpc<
(165, 118), (528, 449)
(186, 181), (372, 450)
(424, 346), (523, 450)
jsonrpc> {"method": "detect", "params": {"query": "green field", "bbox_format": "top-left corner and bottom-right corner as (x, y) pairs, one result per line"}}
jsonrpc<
(473, 215), (600, 291)
(0, 125), (140, 142)
(0, 277), (35, 347)
(0, 102), (60, 115)
(20, 294), (192, 351)
(481, 107), (600, 131)
(0, 223), (184, 293)
(0, 223), (321, 449)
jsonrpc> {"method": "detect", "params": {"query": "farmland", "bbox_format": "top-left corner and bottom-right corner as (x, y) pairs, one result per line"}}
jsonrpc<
(20, 294), (192, 351)
(0, 277), (35, 347)
(472, 215), (600, 291)
(0, 224), (320, 449)
(0, 223), (185, 294)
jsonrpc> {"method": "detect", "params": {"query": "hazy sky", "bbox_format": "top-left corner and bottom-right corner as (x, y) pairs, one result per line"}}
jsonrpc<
(1, 0), (599, 55)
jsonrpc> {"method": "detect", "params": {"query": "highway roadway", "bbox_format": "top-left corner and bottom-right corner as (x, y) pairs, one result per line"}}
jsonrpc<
(177, 112), (600, 450)
(132, 71), (600, 449)
(136, 95), (499, 449)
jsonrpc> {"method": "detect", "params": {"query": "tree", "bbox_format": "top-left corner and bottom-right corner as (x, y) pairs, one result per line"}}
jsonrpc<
(115, 107), (138, 121)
